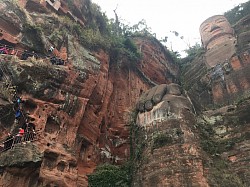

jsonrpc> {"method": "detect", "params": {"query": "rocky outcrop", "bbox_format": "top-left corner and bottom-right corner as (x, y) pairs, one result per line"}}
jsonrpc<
(1, 1), (250, 187)
(196, 101), (250, 186)
(0, 1), (178, 186)
(0, 1), (24, 46)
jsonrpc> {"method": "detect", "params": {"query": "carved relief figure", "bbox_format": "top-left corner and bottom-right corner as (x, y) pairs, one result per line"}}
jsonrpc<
(200, 15), (234, 49)
(136, 84), (193, 128)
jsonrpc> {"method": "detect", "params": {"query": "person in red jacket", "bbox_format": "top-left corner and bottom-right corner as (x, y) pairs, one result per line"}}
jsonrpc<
(15, 128), (24, 144)
(0, 45), (8, 54)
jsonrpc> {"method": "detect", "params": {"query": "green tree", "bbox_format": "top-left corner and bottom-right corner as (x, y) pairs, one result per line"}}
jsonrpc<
(88, 163), (131, 187)
(180, 43), (204, 66)
(224, 1), (250, 25)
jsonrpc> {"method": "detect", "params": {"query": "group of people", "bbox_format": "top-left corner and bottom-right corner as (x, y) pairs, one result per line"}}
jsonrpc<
(48, 46), (65, 65)
(0, 45), (8, 54)
(21, 50), (38, 60)
(13, 95), (36, 133)
(1, 94), (36, 152)
(0, 44), (66, 66)
(50, 56), (65, 65)
(0, 44), (38, 59)
(0, 45), (17, 55)
(0, 43), (42, 152)
(14, 96), (24, 123)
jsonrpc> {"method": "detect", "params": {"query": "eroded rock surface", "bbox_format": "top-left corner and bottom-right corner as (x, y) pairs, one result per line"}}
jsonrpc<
(133, 84), (209, 186)
(0, 1), (178, 186)
(0, 0), (250, 186)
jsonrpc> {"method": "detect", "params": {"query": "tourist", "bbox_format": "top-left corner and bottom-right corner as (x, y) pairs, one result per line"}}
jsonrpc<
(49, 46), (54, 52)
(21, 50), (29, 60)
(0, 45), (8, 54)
(15, 128), (24, 144)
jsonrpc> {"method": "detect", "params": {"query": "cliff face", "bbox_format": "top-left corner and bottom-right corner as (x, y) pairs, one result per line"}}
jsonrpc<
(0, 1), (178, 186)
(131, 13), (250, 187)
(179, 15), (250, 186)
(1, 1), (250, 187)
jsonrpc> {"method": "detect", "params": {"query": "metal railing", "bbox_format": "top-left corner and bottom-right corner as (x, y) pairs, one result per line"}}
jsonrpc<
(0, 130), (41, 153)
(0, 43), (67, 66)
(0, 43), (46, 59)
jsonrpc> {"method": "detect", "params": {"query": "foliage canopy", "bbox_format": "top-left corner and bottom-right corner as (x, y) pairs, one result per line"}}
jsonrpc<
(88, 163), (131, 187)
(224, 1), (250, 25)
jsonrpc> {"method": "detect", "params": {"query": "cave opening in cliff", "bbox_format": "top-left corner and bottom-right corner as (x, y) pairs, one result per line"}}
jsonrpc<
(45, 116), (60, 133)
(57, 161), (66, 172)
(100, 118), (106, 133)
(79, 139), (91, 161)
(43, 151), (59, 171)
(23, 99), (37, 113)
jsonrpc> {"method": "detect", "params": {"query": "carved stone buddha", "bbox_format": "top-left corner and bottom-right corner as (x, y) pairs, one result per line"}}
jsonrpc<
(200, 15), (236, 68)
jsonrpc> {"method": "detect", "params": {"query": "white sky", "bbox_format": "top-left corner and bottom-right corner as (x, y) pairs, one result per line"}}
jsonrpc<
(92, 0), (248, 56)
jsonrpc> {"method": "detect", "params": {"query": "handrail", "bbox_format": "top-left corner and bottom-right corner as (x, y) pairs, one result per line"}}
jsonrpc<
(0, 43), (46, 59)
(0, 130), (42, 153)
(0, 41), (68, 59)
(0, 42), (67, 66)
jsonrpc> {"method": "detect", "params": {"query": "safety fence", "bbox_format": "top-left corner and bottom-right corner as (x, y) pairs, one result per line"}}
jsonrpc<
(0, 130), (41, 153)
(0, 42), (67, 66)
(0, 43), (67, 65)
(0, 43), (44, 59)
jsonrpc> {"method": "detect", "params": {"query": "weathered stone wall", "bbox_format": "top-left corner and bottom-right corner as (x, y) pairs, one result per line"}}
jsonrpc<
(234, 14), (250, 53)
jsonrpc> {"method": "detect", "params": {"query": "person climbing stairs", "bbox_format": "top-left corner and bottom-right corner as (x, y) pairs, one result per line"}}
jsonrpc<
(0, 129), (40, 152)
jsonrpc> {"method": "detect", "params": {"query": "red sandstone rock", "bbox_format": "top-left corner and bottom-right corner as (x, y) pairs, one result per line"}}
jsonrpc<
(0, 1), (178, 184)
(1, 0), (250, 186)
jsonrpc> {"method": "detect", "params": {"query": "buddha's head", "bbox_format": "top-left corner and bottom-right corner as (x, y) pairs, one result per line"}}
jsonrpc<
(200, 15), (234, 49)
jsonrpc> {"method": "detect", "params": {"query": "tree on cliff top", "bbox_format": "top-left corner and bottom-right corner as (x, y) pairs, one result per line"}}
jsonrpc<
(224, 1), (250, 25)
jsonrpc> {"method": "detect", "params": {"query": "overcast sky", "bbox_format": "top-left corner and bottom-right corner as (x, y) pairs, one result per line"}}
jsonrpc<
(92, 0), (249, 56)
